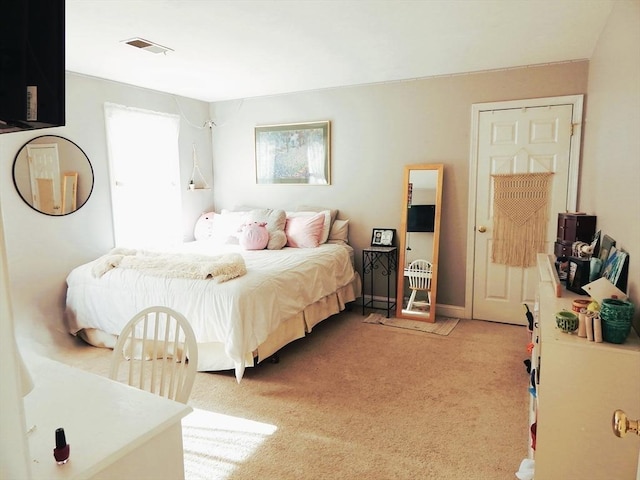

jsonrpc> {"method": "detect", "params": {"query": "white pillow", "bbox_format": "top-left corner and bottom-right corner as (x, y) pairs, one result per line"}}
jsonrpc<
(288, 210), (331, 243)
(213, 211), (248, 244)
(328, 219), (349, 243)
(194, 212), (216, 241)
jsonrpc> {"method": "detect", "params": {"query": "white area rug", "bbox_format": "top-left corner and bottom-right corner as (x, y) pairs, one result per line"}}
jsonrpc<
(363, 313), (460, 336)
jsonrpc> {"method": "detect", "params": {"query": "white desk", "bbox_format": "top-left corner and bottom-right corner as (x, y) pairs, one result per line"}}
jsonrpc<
(23, 355), (192, 480)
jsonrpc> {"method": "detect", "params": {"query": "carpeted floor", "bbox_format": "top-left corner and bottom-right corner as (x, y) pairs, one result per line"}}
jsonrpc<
(363, 312), (460, 335)
(52, 310), (530, 480)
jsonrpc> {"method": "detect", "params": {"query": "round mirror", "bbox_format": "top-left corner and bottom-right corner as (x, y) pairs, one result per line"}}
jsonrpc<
(12, 135), (94, 216)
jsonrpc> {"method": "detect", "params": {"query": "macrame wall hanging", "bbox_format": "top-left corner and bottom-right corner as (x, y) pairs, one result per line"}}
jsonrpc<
(492, 172), (554, 268)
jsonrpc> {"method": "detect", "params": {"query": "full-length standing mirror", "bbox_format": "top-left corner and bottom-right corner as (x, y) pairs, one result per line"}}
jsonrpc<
(396, 164), (444, 322)
(12, 135), (94, 216)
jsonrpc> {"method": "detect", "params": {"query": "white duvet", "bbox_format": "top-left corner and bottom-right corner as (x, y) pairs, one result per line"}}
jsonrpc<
(65, 241), (358, 379)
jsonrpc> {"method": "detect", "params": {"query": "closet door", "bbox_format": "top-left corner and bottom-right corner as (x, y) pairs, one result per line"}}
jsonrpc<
(471, 103), (575, 324)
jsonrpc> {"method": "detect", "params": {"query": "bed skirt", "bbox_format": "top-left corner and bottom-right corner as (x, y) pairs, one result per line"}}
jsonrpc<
(77, 274), (362, 374)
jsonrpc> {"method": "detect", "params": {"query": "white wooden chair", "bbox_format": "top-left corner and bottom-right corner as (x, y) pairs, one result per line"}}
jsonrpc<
(406, 259), (433, 311)
(109, 306), (198, 404)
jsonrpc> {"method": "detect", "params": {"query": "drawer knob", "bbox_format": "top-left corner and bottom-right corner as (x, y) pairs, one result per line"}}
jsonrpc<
(612, 409), (640, 437)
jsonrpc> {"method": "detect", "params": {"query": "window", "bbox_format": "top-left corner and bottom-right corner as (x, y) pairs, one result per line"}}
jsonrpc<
(104, 103), (181, 249)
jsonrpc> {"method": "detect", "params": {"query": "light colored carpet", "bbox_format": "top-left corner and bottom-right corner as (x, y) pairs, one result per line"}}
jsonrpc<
(363, 312), (460, 335)
(49, 310), (529, 480)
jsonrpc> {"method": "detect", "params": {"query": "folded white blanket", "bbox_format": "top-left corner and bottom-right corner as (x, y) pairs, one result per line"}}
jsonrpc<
(91, 248), (247, 282)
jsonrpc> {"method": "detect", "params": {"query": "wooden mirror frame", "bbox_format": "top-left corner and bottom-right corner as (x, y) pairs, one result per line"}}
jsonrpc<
(12, 135), (94, 216)
(396, 164), (444, 322)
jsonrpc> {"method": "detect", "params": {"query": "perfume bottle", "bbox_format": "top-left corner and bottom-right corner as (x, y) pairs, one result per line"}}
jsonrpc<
(53, 427), (70, 464)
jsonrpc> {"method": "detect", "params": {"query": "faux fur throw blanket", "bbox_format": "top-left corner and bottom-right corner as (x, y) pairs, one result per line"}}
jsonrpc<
(92, 248), (247, 282)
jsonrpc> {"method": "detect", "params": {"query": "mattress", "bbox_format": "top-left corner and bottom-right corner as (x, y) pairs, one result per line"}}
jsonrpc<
(65, 241), (360, 380)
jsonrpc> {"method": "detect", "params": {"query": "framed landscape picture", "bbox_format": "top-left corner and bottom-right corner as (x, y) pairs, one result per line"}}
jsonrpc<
(255, 121), (330, 185)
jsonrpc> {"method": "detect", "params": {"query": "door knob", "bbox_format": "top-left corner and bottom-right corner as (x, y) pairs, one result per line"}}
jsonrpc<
(477, 226), (487, 233)
(612, 409), (640, 437)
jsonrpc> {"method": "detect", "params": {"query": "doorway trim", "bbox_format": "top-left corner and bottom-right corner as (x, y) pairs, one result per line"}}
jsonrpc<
(464, 95), (584, 320)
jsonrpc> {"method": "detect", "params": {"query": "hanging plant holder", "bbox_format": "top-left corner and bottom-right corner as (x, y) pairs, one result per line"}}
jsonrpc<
(188, 144), (209, 190)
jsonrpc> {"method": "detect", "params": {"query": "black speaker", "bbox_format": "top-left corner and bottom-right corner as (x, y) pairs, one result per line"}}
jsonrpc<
(566, 257), (591, 295)
(0, 0), (66, 133)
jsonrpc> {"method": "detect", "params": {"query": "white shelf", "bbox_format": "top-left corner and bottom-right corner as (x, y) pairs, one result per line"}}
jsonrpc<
(531, 256), (640, 479)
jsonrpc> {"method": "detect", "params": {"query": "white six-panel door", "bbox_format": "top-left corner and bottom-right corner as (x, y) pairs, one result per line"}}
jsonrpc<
(26, 143), (62, 215)
(471, 104), (575, 324)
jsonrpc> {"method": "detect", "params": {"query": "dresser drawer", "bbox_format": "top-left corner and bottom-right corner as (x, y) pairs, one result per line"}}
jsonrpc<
(556, 214), (596, 243)
(554, 241), (573, 258)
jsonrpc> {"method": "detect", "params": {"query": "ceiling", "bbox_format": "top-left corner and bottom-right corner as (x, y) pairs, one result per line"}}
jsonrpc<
(65, 0), (614, 103)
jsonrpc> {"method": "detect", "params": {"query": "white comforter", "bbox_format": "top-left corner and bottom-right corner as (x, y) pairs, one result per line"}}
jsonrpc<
(65, 242), (358, 379)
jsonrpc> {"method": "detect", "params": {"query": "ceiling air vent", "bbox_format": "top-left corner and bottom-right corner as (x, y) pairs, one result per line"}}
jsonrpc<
(122, 37), (173, 54)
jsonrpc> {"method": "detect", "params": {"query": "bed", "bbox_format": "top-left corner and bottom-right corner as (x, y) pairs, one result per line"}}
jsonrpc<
(65, 208), (361, 381)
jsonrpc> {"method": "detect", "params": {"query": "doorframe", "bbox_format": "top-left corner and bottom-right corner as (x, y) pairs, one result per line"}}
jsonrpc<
(463, 95), (584, 320)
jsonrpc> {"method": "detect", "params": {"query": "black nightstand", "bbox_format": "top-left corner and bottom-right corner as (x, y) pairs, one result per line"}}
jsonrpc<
(362, 246), (397, 318)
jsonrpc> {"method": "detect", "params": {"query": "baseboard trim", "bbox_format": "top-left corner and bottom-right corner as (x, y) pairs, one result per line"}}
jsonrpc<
(358, 296), (466, 320)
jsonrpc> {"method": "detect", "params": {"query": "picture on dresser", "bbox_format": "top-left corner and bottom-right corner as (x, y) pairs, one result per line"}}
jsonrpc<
(598, 234), (616, 264)
(371, 228), (396, 247)
(601, 247), (628, 289)
(589, 230), (601, 257)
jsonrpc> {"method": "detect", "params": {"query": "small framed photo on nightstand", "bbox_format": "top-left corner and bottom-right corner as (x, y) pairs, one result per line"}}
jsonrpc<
(371, 228), (396, 247)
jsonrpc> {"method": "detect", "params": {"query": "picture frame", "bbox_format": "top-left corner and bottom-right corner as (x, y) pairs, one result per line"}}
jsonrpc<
(255, 121), (330, 185)
(371, 228), (396, 247)
(601, 246), (629, 291)
(589, 230), (601, 258)
(598, 234), (616, 264)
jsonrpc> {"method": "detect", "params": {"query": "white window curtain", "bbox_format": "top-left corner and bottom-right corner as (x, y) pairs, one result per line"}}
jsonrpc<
(307, 142), (327, 184)
(104, 102), (182, 249)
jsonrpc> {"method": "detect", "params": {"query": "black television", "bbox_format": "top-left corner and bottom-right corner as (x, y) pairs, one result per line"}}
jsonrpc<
(0, 0), (65, 134)
(407, 204), (435, 232)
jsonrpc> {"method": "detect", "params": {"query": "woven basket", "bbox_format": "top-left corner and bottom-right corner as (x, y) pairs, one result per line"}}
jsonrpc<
(600, 299), (634, 344)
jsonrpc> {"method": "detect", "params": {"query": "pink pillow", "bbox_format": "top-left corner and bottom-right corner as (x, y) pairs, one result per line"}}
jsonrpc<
(239, 222), (269, 250)
(285, 212), (325, 248)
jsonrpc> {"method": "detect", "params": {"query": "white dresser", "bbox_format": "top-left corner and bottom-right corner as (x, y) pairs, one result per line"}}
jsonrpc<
(531, 254), (640, 479)
(23, 355), (192, 480)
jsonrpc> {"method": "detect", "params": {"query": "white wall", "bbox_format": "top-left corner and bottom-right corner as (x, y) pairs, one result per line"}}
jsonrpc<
(210, 62), (589, 307)
(0, 73), (213, 353)
(580, 0), (640, 330)
(3, 7), (638, 357)
(0, 208), (31, 480)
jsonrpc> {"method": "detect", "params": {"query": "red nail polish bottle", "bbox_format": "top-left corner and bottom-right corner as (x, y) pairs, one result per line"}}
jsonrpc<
(53, 428), (70, 464)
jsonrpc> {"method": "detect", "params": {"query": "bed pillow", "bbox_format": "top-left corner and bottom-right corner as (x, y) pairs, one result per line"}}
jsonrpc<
(292, 209), (332, 243)
(194, 212), (216, 241)
(214, 211), (248, 244)
(296, 206), (337, 242)
(239, 222), (269, 250)
(296, 205), (338, 227)
(328, 219), (350, 243)
(194, 211), (244, 244)
(285, 212), (325, 248)
(244, 209), (287, 250)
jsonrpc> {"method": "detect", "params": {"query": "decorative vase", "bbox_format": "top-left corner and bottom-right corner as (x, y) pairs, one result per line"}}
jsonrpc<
(556, 311), (579, 333)
(600, 299), (635, 344)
